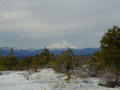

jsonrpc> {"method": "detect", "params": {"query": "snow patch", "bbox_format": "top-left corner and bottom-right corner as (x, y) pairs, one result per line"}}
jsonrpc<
(47, 40), (78, 49)
(0, 69), (119, 90)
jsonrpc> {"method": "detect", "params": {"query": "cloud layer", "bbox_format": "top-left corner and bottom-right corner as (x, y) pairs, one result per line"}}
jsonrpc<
(0, 0), (120, 48)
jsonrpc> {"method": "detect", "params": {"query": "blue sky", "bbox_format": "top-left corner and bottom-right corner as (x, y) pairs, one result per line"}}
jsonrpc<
(0, 0), (120, 49)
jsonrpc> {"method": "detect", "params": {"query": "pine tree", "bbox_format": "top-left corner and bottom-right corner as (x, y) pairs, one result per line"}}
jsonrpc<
(54, 48), (77, 73)
(100, 26), (120, 82)
(5, 48), (17, 70)
(40, 48), (51, 66)
(0, 56), (6, 70)
(91, 26), (120, 83)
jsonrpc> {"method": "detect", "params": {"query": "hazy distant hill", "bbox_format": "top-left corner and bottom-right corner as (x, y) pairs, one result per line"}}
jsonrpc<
(0, 47), (100, 58)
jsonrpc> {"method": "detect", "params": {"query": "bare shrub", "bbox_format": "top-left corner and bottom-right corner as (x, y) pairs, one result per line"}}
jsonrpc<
(22, 70), (32, 80)
(70, 65), (90, 79)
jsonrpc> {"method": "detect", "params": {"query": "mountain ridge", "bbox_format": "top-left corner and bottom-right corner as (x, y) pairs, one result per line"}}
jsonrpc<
(0, 47), (100, 58)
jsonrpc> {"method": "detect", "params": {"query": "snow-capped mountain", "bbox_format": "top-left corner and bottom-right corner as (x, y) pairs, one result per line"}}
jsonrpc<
(47, 40), (78, 49)
(0, 42), (100, 58)
(0, 47), (99, 58)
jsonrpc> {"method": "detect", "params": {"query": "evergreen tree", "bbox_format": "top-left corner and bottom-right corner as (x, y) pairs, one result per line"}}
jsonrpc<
(5, 48), (17, 70)
(0, 56), (6, 70)
(91, 26), (120, 82)
(100, 26), (120, 82)
(53, 48), (78, 73)
(40, 48), (51, 66)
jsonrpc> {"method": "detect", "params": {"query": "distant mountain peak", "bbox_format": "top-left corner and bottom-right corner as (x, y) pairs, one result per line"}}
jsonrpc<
(47, 40), (78, 49)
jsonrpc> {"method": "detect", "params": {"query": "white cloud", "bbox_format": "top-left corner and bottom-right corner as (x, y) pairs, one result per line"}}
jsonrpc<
(0, 0), (120, 48)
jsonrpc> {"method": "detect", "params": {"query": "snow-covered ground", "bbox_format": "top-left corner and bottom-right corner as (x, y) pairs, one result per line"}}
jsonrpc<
(0, 69), (119, 90)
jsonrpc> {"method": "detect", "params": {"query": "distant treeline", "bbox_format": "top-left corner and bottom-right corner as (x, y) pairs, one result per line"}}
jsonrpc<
(0, 47), (99, 58)
(0, 47), (90, 74)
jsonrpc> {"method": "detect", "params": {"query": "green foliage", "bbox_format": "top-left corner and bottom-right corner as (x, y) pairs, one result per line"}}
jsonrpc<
(39, 48), (51, 66)
(0, 47), (90, 79)
(0, 72), (2, 75)
(52, 48), (80, 74)
(0, 56), (6, 70)
(90, 26), (120, 82)
(100, 26), (120, 71)
(4, 48), (17, 70)
(90, 51), (105, 75)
